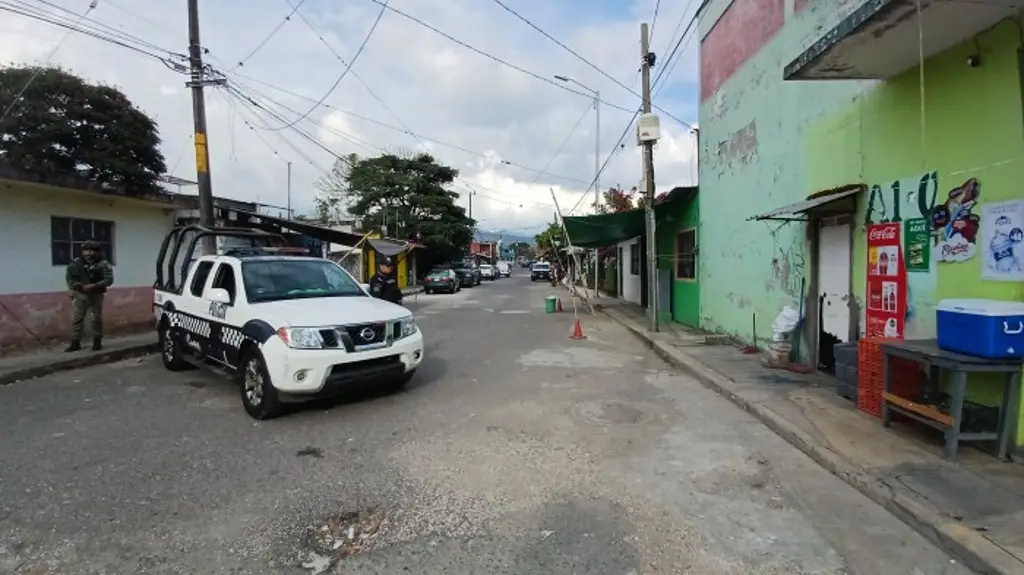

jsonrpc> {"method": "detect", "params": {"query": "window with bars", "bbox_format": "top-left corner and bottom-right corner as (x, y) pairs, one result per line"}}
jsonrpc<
(675, 229), (697, 280)
(50, 217), (115, 266)
(630, 243), (641, 275)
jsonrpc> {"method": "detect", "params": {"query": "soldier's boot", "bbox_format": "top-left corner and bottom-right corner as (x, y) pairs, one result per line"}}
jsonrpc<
(92, 337), (103, 351)
(65, 340), (81, 352)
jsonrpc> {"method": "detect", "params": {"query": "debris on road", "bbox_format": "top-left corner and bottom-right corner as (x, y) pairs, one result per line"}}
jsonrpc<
(301, 508), (388, 571)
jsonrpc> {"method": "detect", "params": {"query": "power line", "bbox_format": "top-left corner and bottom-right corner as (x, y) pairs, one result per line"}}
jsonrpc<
(649, 0), (663, 44)
(565, 0), (708, 216)
(488, 0), (692, 129)
(0, 2), (184, 62)
(19, 0), (176, 55)
(0, 0), (97, 125)
(230, 0), (308, 70)
(216, 68), (592, 185)
(362, 0), (638, 114)
(267, 0), (388, 131)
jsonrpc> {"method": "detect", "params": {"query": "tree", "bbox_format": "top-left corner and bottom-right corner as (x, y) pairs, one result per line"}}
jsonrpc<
(313, 152), (359, 221)
(534, 222), (564, 252)
(0, 65), (166, 194)
(592, 187), (636, 214)
(510, 241), (533, 260)
(341, 152), (474, 263)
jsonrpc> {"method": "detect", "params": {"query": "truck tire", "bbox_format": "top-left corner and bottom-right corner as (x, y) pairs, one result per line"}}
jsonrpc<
(159, 320), (190, 371)
(238, 348), (284, 420)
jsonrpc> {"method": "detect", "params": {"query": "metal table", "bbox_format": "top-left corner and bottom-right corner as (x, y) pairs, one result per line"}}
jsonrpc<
(881, 339), (1022, 461)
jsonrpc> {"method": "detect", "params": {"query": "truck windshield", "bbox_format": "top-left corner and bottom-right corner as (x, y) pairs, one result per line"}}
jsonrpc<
(242, 259), (364, 302)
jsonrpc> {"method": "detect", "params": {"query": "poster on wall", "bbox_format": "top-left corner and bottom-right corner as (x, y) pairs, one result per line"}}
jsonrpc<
(866, 223), (906, 339)
(903, 218), (931, 272)
(929, 177), (980, 263)
(980, 199), (1024, 281)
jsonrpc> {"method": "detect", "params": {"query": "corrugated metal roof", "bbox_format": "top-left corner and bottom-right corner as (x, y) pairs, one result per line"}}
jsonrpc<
(748, 186), (863, 221)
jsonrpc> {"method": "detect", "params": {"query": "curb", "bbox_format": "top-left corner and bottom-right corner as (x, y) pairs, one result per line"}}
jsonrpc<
(604, 308), (1020, 575)
(0, 342), (159, 386)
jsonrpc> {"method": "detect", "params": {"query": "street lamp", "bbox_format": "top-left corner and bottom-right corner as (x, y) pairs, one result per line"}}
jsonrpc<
(555, 74), (600, 293)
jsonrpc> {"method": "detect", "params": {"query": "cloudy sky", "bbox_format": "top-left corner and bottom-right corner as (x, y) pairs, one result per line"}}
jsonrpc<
(0, 0), (700, 236)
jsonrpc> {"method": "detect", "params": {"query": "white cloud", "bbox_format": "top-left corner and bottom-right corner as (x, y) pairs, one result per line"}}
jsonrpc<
(0, 0), (700, 235)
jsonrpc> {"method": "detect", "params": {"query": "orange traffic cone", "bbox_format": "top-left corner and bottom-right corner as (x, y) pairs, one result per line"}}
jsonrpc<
(570, 318), (586, 339)
(556, 298), (563, 312)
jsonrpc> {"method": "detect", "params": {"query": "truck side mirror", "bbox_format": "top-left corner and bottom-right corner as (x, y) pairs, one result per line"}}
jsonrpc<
(207, 288), (231, 304)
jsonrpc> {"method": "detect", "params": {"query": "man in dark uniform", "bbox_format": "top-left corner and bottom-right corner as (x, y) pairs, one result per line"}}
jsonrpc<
(368, 255), (403, 305)
(65, 240), (114, 351)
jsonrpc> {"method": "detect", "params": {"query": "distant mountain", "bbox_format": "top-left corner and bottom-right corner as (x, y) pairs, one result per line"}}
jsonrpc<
(475, 229), (536, 245)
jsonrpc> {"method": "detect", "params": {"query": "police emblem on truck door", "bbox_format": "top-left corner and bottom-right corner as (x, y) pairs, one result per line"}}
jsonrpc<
(209, 301), (227, 319)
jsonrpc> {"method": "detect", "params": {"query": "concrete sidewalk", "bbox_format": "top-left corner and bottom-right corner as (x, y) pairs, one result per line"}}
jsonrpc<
(603, 303), (1024, 575)
(0, 286), (427, 385)
(0, 332), (158, 385)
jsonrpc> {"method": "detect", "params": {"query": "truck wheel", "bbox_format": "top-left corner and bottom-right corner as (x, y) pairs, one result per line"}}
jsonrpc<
(238, 348), (284, 420)
(159, 320), (190, 371)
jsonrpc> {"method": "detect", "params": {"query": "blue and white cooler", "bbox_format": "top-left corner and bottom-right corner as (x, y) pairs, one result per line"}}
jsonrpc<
(936, 299), (1024, 360)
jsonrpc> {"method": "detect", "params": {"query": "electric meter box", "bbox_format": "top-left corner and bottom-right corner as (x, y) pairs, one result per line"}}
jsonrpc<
(636, 113), (661, 144)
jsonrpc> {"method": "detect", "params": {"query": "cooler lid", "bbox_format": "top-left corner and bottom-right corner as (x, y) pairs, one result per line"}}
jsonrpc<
(937, 298), (1024, 316)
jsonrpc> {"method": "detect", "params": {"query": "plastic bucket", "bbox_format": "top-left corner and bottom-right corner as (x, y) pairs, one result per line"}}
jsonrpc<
(544, 296), (557, 313)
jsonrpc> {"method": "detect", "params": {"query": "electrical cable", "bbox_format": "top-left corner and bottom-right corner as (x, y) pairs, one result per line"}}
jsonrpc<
(266, 0), (388, 131)
(564, 0), (709, 216)
(0, 0), (97, 125)
(649, 0), (662, 44)
(217, 67), (591, 185)
(230, 0), (308, 70)
(362, 0), (635, 114)
(19, 0), (179, 55)
(488, 0), (692, 129)
(0, 2), (184, 62)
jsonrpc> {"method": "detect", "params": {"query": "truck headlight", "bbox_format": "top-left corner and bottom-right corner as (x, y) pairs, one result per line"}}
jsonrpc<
(276, 327), (324, 349)
(398, 316), (418, 338)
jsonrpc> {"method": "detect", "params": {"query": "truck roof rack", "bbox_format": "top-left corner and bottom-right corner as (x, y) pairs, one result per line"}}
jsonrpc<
(222, 247), (310, 258)
(155, 224), (285, 293)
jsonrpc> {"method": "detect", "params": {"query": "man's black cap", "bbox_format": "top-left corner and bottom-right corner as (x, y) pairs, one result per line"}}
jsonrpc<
(379, 256), (393, 265)
(82, 240), (101, 250)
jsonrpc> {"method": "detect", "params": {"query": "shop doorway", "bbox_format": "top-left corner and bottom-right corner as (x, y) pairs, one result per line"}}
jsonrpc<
(817, 215), (852, 373)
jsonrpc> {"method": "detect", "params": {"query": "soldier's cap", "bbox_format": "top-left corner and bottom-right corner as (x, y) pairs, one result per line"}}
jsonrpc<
(379, 256), (394, 266)
(82, 240), (101, 250)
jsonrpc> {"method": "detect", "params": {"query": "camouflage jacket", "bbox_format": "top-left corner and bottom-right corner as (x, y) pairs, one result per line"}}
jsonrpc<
(66, 258), (114, 293)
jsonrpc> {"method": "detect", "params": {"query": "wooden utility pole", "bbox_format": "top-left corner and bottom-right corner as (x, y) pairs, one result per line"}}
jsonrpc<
(641, 23), (658, 332)
(187, 0), (217, 252)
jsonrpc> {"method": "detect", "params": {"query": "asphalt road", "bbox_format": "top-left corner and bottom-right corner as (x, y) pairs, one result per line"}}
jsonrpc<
(1, 274), (970, 575)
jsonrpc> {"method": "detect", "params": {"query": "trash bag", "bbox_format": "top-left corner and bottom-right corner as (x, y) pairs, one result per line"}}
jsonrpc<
(772, 306), (801, 341)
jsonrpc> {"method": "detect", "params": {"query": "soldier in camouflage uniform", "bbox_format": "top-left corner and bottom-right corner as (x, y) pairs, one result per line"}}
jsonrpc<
(65, 240), (115, 352)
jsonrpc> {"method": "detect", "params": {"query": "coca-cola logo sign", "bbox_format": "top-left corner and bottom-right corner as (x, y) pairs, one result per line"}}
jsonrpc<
(869, 225), (898, 241)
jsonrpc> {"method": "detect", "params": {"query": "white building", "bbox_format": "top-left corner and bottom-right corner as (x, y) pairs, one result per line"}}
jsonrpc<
(615, 237), (642, 305)
(0, 177), (179, 351)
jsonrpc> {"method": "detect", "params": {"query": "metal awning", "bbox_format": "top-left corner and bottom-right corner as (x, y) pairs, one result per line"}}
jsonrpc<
(748, 185), (864, 221)
(367, 238), (408, 256)
(784, 0), (1024, 80)
(236, 210), (364, 246)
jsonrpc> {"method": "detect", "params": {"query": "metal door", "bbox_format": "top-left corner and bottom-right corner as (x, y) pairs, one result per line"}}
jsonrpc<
(818, 219), (852, 342)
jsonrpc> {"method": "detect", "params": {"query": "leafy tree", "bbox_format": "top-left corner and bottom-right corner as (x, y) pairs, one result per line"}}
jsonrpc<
(0, 65), (166, 194)
(534, 221), (564, 252)
(341, 152), (474, 263)
(313, 152), (358, 221)
(510, 241), (533, 260)
(592, 187), (636, 214)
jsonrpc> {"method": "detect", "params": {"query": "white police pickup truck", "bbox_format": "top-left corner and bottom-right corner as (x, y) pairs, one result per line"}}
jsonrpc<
(152, 226), (423, 420)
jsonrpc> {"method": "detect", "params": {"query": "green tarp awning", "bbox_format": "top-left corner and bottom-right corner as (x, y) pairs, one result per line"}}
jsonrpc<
(562, 209), (645, 248)
(561, 186), (697, 248)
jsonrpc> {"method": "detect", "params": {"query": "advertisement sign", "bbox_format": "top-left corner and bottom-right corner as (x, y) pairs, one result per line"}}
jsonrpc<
(866, 223), (906, 339)
(980, 199), (1024, 281)
(903, 218), (931, 272)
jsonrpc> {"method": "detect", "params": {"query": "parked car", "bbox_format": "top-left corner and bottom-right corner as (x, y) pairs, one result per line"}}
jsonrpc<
(450, 261), (480, 286)
(530, 262), (551, 281)
(424, 267), (461, 294)
(495, 261), (511, 277)
(479, 264), (496, 280)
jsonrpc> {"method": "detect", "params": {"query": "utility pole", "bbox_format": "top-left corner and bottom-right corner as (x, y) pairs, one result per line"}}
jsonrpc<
(641, 23), (659, 332)
(286, 161), (292, 218)
(593, 89), (600, 295)
(187, 0), (216, 253)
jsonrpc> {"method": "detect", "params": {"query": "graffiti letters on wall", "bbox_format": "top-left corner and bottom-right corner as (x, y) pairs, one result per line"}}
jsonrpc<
(863, 171), (980, 263)
(768, 229), (805, 300)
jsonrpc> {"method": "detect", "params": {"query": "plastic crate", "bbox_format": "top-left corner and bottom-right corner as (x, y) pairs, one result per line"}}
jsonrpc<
(835, 361), (858, 400)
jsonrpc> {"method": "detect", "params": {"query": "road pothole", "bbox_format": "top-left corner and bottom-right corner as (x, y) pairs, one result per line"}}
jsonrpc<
(571, 399), (645, 426)
(301, 508), (388, 573)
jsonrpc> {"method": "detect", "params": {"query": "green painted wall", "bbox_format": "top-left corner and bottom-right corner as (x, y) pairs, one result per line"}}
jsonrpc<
(697, 5), (871, 349)
(656, 197), (700, 327)
(805, 21), (1024, 443)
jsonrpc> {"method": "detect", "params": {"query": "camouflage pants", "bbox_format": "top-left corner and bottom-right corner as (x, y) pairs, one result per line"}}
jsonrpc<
(71, 293), (104, 340)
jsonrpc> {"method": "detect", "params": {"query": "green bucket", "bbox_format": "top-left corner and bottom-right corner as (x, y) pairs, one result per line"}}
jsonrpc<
(544, 295), (557, 313)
